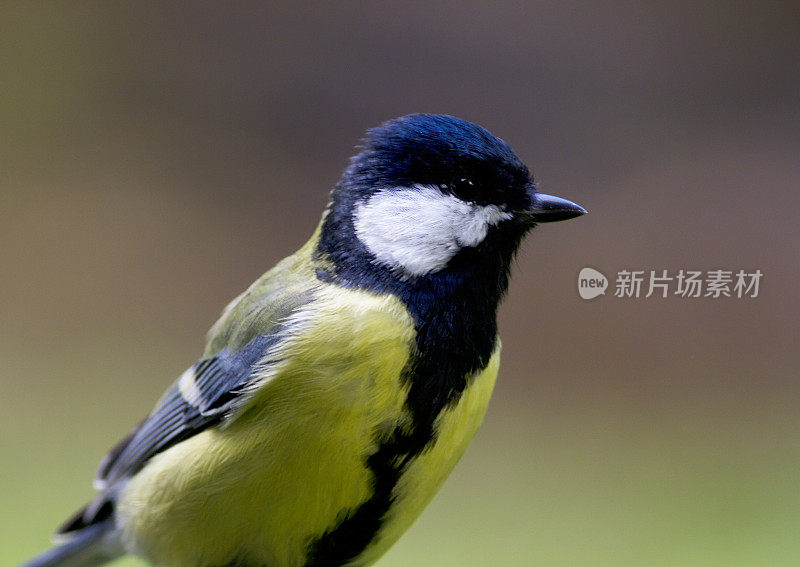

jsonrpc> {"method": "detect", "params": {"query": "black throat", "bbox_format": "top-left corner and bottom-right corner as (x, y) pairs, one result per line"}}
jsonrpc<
(305, 206), (526, 566)
(315, 199), (527, 428)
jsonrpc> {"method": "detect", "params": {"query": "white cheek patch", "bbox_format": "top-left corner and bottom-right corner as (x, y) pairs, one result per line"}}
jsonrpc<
(353, 184), (512, 277)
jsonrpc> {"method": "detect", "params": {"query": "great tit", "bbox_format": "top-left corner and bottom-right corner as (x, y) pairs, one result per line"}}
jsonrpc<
(21, 114), (585, 567)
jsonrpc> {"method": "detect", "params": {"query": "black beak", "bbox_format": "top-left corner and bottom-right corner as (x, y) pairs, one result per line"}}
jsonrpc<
(524, 192), (587, 223)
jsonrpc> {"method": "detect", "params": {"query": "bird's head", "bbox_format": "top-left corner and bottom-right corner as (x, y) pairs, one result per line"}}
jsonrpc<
(318, 114), (585, 286)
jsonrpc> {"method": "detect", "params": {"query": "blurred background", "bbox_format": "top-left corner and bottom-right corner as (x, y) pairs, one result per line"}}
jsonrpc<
(2, 3), (799, 566)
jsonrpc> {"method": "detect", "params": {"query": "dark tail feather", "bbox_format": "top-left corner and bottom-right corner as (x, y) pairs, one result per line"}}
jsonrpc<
(19, 521), (122, 567)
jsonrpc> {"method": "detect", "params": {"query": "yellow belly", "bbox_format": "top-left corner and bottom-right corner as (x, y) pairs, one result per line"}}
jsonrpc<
(116, 288), (499, 567)
(354, 349), (499, 566)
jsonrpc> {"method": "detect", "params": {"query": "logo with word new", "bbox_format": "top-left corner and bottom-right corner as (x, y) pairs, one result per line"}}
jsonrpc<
(578, 267), (608, 299)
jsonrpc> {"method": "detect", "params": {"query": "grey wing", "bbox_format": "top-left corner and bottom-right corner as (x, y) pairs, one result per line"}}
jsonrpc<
(56, 250), (318, 536)
(56, 331), (286, 536)
(96, 331), (285, 488)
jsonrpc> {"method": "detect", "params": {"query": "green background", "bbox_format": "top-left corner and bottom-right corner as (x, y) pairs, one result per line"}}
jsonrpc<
(3, 3), (799, 566)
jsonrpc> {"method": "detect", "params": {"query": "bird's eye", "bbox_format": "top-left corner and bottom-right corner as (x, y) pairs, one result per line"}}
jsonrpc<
(449, 177), (482, 203)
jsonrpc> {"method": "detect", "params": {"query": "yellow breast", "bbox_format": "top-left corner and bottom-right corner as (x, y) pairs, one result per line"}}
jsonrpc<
(116, 286), (499, 567)
(355, 347), (499, 566)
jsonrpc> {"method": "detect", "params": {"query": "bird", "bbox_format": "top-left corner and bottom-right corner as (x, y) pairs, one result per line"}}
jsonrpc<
(21, 113), (585, 567)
